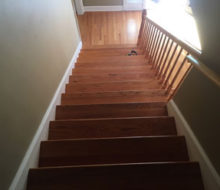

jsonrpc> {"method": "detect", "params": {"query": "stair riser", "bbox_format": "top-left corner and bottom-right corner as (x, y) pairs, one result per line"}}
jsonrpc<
(80, 48), (143, 56)
(72, 67), (151, 74)
(27, 163), (204, 190)
(79, 52), (143, 56)
(61, 90), (167, 105)
(39, 136), (189, 167)
(69, 72), (154, 82)
(77, 59), (147, 64)
(66, 81), (161, 93)
(49, 117), (177, 140)
(61, 96), (167, 105)
(77, 55), (146, 63)
(76, 62), (147, 67)
(55, 103), (168, 120)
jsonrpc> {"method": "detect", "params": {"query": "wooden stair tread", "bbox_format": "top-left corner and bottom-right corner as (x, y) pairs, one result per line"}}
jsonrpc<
(76, 61), (147, 66)
(81, 49), (139, 52)
(66, 80), (161, 93)
(82, 44), (138, 49)
(56, 102), (168, 120)
(80, 48), (143, 56)
(73, 66), (151, 73)
(39, 136), (189, 167)
(69, 72), (155, 82)
(77, 55), (146, 63)
(75, 65), (151, 69)
(48, 117), (177, 140)
(27, 162), (204, 190)
(61, 90), (167, 105)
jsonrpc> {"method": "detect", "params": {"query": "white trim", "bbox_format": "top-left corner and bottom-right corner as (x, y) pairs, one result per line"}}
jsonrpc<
(74, 0), (85, 15)
(84, 6), (123, 12)
(168, 100), (220, 190)
(9, 41), (82, 190)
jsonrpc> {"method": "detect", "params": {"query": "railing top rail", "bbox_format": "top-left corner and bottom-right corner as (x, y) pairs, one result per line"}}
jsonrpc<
(146, 16), (201, 58)
(187, 55), (220, 88)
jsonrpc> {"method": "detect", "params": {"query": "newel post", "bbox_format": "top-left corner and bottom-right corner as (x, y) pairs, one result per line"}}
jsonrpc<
(137, 9), (147, 47)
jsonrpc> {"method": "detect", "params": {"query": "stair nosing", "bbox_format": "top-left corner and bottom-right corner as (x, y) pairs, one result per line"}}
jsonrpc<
(41, 135), (184, 143)
(30, 161), (199, 170)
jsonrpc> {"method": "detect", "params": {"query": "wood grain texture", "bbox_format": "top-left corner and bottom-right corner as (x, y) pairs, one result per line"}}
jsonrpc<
(77, 55), (146, 63)
(80, 48), (143, 56)
(73, 66), (152, 74)
(66, 81), (162, 93)
(39, 136), (189, 167)
(55, 102), (168, 120)
(61, 90), (167, 105)
(48, 117), (177, 140)
(78, 11), (142, 48)
(69, 72), (154, 82)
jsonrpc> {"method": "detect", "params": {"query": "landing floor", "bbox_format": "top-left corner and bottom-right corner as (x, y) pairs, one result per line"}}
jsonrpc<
(78, 11), (142, 48)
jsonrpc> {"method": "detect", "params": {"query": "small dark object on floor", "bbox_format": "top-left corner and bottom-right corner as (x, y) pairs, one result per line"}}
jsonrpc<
(128, 50), (138, 56)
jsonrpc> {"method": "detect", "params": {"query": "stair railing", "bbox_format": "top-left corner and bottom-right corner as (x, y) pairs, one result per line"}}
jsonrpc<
(138, 10), (203, 99)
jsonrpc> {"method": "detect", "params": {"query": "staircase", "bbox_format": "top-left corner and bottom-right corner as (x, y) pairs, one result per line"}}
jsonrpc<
(27, 47), (204, 189)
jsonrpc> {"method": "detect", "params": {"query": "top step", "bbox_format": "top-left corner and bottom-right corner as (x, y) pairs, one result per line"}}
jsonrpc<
(82, 44), (139, 50)
(80, 48), (143, 56)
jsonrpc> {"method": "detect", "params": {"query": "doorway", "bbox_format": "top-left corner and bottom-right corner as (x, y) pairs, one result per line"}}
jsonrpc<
(123, 0), (144, 10)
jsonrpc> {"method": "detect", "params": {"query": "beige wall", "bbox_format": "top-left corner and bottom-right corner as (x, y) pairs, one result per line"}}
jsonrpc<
(174, 0), (220, 175)
(174, 69), (220, 174)
(83, 0), (123, 6)
(0, 0), (81, 189)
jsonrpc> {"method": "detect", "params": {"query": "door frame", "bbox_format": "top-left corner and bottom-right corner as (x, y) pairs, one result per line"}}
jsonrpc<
(123, 0), (144, 10)
(74, 0), (85, 15)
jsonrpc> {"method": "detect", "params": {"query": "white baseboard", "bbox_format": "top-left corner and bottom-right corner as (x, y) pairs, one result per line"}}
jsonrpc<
(167, 100), (220, 190)
(9, 41), (82, 190)
(84, 6), (123, 12)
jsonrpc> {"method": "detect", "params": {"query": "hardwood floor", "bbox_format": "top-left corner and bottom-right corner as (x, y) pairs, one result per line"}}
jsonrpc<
(78, 11), (142, 48)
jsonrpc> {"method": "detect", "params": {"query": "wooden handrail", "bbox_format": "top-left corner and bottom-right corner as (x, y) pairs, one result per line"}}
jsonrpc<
(187, 55), (220, 87)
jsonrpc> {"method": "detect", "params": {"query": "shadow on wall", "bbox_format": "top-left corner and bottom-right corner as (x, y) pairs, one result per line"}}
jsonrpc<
(189, 0), (220, 73)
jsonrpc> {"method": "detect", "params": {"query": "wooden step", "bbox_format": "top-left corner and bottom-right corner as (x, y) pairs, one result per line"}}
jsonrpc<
(55, 102), (168, 120)
(73, 65), (151, 74)
(79, 54), (143, 59)
(66, 81), (161, 93)
(27, 162), (204, 190)
(39, 136), (189, 167)
(77, 55), (146, 63)
(48, 117), (177, 140)
(80, 48), (143, 56)
(76, 61), (147, 67)
(82, 44), (138, 49)
(69, 72), (154, 82)
(61, 90), (167, 105)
